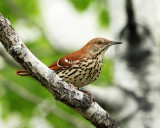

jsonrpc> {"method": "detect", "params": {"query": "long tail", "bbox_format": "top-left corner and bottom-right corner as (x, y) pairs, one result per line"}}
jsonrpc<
(16, 70), (29, 76)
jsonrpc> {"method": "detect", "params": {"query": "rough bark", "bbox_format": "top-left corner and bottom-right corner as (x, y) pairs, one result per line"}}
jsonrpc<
(0, 13), (120, 128)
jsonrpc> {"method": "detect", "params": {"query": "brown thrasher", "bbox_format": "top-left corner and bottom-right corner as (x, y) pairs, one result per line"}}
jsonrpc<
(16, 38), (122, 88)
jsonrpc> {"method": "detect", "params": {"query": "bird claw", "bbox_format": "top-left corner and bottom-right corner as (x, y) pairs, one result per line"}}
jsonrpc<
(79, 90), (95, 102)
(68, 84), (95, 102)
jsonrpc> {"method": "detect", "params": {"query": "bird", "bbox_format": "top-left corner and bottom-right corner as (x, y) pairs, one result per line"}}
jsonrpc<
(16, 38), (122, 89)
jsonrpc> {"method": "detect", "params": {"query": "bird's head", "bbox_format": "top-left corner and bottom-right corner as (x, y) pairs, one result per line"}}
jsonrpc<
(82, 38), (122, 57)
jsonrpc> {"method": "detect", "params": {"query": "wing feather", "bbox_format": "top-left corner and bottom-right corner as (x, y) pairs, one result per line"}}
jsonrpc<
(48, 49), (85, 71)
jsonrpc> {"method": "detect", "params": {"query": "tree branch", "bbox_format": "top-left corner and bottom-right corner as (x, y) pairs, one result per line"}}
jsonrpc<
(0, 13), (120, 128)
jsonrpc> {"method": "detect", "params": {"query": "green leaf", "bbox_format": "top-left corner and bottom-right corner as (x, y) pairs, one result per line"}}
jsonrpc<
(69, 0), (94, 12)
(99, 9), (110, 27)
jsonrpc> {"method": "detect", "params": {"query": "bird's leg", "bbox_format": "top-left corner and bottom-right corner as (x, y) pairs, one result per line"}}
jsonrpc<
(68, 84), (95, 102)
(79, 89), (95, 102)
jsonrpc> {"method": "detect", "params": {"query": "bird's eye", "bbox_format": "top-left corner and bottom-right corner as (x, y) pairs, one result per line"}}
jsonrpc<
(97, 41), (101, 44)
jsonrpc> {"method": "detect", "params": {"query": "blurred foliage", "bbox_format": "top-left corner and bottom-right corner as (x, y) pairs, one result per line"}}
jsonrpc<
(99, 9), (110, 27)
(69, 0), (94, 12)
(69, 0), (110, 28)
(0, 0), (39, 21)
(0, 0), (112, 128)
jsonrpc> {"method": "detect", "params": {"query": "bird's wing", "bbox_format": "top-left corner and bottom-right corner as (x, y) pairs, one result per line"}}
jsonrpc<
(48, 50), (84, 71)
(48, 57), (72, 70)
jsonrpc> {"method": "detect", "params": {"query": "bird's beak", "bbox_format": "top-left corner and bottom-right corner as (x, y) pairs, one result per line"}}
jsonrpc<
(108, 41), (122, 46)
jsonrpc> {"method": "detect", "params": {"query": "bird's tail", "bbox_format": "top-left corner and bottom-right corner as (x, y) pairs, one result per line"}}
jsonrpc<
(16, 70), (29, 76)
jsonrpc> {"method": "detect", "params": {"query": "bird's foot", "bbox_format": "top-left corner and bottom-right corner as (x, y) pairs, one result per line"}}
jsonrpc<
(79, 89), (95, 102)
(68, 84), (95, 102)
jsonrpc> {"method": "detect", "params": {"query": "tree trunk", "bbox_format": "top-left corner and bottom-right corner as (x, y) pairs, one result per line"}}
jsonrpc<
(110, 0), (160, 127)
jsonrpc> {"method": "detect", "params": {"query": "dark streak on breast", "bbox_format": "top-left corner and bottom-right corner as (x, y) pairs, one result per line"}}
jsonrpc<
(68, 70), (78, 77)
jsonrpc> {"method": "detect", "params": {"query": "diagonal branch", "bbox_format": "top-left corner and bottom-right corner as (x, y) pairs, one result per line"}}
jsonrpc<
(0, 13), (120, 128)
